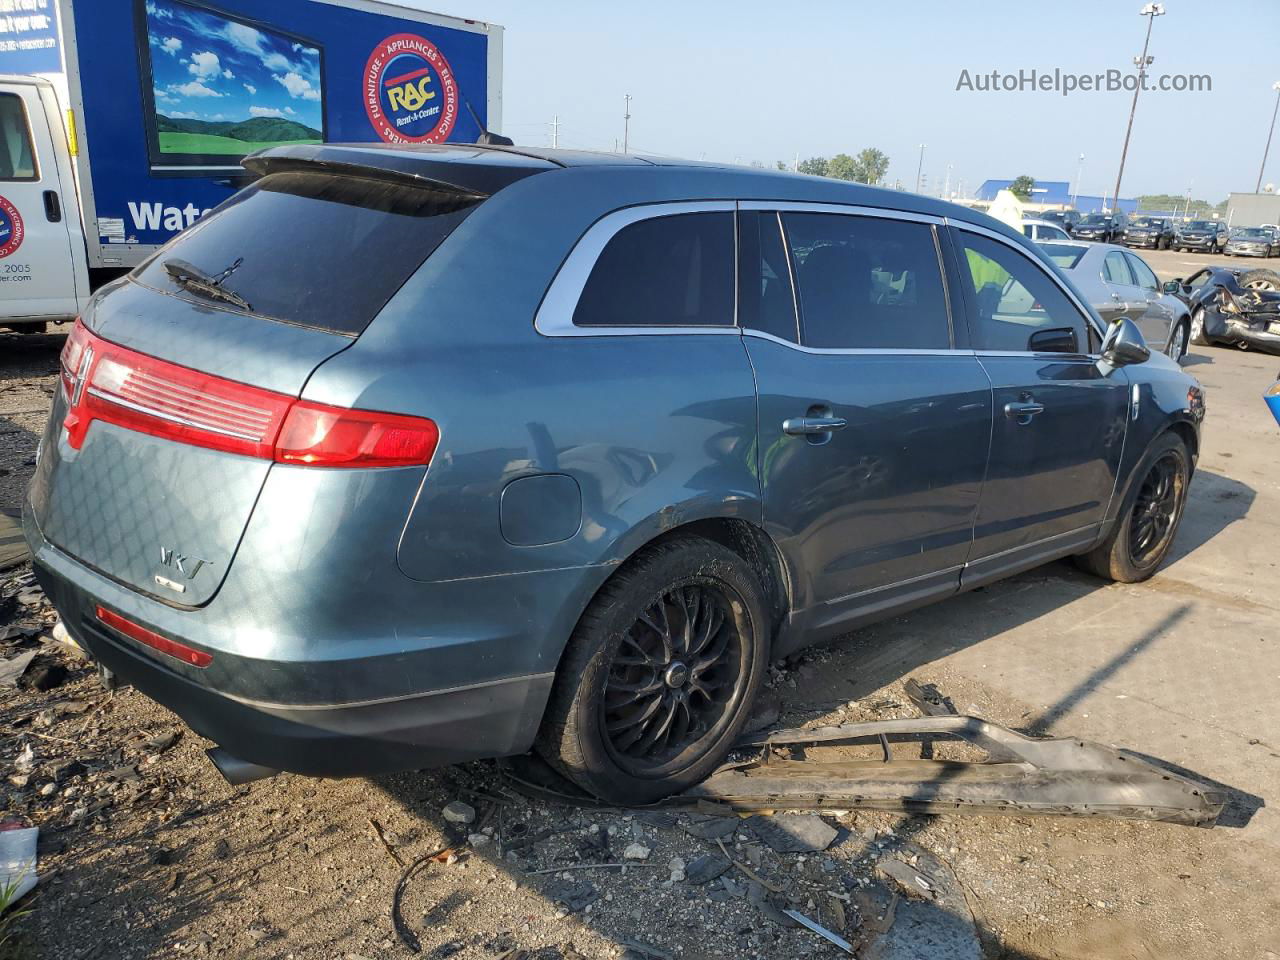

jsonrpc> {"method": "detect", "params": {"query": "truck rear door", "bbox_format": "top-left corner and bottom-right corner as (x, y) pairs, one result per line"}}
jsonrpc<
(0, 80), (81, 325)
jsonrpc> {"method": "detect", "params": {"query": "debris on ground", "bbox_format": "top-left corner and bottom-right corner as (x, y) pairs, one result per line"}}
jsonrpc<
(0, 822), (38, 905)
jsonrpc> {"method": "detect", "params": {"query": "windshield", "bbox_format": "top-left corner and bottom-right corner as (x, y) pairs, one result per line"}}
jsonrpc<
(1131, 218), (1160, 228)
(1081, 215), (1111, 225)
(135, 171), (480, 336)
(1038, 243), (1087, 269)
(1235, 228), (1268, 239)
(1186, 221), (1213, 230)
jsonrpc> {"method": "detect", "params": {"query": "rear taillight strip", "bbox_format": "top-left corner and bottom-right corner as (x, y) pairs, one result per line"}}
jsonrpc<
(86, 387), (267, 442)
(61, 318), (439, 468)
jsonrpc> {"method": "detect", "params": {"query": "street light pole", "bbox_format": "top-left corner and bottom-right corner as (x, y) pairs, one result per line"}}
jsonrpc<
(1110, 3), (1165, 213)
(915, 143), (926, 193)
(1072, 153), (1085, 208)
(622, 94), (632, 153)
(1255, 81), (1280, 194)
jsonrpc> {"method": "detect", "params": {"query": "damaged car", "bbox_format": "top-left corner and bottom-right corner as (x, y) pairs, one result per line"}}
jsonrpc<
(25, 145), (1205, 803)
(1165, 266), (1280, 355)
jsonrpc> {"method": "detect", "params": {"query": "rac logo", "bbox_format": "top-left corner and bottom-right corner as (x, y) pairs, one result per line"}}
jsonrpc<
(363, 33), (458, 145)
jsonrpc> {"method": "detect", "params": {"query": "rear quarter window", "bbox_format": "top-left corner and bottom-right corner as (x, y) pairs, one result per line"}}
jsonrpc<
(135, 171), (479, 336)
(572, 212), (735, 327)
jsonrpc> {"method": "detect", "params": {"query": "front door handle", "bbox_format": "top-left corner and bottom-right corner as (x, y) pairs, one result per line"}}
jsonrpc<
(1004, 401), (1045, 424)
(783, 416), (848, 436)
(43, 190), (61, 223)
(1110, 292), (1123, 302)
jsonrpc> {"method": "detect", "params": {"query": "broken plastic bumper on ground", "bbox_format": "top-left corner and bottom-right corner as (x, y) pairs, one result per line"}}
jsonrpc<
(681, 714), (1226, 827)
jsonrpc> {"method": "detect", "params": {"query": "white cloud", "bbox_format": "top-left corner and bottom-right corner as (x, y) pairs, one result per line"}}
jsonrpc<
(223, 69), (234, 79)
(243, 83), (257, 95)
(171, 81), (222, 98)
(224, 21), (266, 57)
(249, 106), (286, 119)
(167, 110), (198, 120)
(160, 36), (182, 56)
(275, 72), (320, 101)
(188, 51), (222, 79)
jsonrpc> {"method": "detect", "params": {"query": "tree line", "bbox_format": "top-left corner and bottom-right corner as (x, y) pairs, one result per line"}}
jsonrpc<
(777, 149), (890, 186)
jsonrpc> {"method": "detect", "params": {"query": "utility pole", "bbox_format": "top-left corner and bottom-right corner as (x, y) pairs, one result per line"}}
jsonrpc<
(793, 150), (799, 173)
(1110, 3), (1165, 213)
(915, 143), (926, 193)
(1072, 153), (1085, 208)
(943, 163), (953, 198)
(622, 94), (632, 153)
(1255, 81), (1280, 193)
(549, 114), (560, 149)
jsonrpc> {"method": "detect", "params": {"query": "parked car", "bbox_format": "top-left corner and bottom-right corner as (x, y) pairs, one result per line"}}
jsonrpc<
(1123, 217), (1175, 250)
(25, 146), (1205, 802)
(1224, 227), (1277, 258)
(1174, 220), (1229, 253)
(1040, 242), (1192, 362)
(1021, 219), (1072, 242)
(1073, 212), (1129, 243)
(1164, 266), (1280, 355)
(1040, 209), (1083, 235)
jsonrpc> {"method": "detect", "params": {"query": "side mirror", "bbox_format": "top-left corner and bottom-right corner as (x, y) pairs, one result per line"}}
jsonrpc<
(1027, 327), (1079, 354)
(1162, 279), (1182, 294)
(1101, 317), (1150, 368)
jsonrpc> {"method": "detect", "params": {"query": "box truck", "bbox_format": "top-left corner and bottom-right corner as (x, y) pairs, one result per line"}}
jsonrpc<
(0, 0), (502, 330)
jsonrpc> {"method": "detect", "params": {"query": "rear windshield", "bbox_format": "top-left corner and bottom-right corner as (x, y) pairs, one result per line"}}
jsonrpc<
(1038, 243), (1087, 269)
(135, 171), (479, 336)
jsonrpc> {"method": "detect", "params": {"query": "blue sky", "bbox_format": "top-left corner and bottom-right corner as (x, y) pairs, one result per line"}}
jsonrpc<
(145, 0), (323, 131)
(406, 0), (1280, 202)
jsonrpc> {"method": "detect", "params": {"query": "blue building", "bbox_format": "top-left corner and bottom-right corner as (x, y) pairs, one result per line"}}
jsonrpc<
(975, 179), (1136, 214)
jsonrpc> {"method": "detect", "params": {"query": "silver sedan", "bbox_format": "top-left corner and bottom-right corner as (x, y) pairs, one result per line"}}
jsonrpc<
(1038, 241), (1192, 362)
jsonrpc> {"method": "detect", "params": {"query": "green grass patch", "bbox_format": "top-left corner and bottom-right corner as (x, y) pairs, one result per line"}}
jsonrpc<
(159, 131), (321, 155)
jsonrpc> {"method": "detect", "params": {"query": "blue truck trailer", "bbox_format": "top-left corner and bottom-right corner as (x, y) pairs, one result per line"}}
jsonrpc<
(0, 0), (502, 329)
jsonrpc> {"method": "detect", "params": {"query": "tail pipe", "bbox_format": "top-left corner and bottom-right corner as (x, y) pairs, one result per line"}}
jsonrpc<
(206, 747), (279, 786)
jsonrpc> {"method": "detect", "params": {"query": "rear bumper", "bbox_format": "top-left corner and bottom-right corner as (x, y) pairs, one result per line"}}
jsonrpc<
(25, 504), (562, 777)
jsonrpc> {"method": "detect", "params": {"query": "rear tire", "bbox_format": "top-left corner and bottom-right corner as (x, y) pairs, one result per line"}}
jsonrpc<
(1075, 433), (1190, 583)
(536, 535), (769, 803)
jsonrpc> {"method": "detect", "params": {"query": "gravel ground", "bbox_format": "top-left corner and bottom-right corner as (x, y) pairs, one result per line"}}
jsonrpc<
(1, 301), (1276, 960)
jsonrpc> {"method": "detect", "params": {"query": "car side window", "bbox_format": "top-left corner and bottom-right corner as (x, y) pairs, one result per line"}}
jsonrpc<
(573, 211), (735, 327)
(1103, 251), (1134, 286)
(956, 231), (1089, 354)
(0, 94), (37, 181)
(1126, 253), (1159, 291)
(782, 212), (950, 350)
(738, 210), (799, 342)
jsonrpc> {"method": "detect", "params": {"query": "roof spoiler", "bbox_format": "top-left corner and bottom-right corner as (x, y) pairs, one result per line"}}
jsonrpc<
(242, 152), (490, 201)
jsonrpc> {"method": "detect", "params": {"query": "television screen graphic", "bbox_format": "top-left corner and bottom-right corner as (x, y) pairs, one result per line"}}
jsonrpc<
(140, 0), (324, 168)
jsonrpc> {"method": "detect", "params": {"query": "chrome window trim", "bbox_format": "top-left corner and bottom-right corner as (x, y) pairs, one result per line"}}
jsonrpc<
(739, 200), (945, 226)
(946, 219), (1106, 355)
(534, 200), (740, 338)
(743, 327), (970, 356)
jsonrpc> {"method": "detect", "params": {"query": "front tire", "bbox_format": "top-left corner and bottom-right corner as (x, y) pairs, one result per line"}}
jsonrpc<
(536, 535), (769, 803)
(1189, 307), (1209, 346)
(1076, 433), (1190, 583)
(1166, 321), (1188, 363)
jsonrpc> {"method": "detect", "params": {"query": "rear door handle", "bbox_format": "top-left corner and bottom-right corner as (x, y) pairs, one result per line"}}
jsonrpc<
(783, 416), (848, 436)
(43, 190), (61, 223)
(1004, 401), (1045, 424)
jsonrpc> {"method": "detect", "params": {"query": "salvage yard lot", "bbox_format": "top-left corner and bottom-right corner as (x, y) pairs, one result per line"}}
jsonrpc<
(1, 250), (1277, 959)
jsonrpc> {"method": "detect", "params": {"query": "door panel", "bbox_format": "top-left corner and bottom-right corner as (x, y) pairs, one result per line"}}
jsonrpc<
(952, 228), (1128, 566)
(742, 210), (991, 616)
(0, 84), (78, 321)
(1124, 252), (1176, 352)
(749, 343), (992, 608)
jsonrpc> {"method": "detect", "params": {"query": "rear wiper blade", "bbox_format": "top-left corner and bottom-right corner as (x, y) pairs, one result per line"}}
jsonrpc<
(163, 258), (252, 312)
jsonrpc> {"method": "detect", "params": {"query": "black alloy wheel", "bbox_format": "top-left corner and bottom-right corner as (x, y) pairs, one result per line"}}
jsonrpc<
(1127, 451), (1184, 569)
(602, 583), (746, 776)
